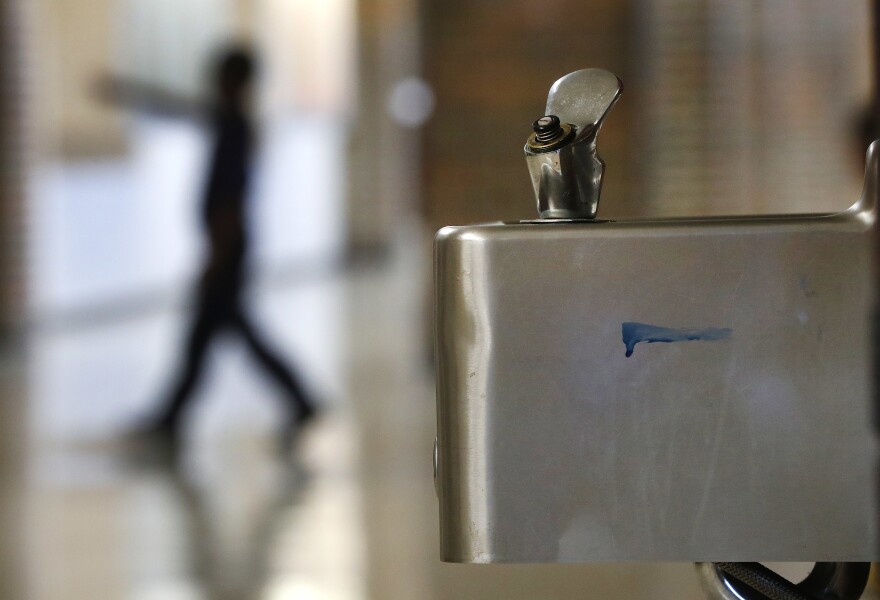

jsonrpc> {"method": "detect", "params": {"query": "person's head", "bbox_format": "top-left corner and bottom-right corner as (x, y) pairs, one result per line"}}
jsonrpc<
(213, 46), (256, 104)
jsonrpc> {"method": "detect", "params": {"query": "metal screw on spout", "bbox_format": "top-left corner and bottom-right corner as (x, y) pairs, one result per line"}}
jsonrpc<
(526, 114), (575, 154)
(532, 115), (563, 143)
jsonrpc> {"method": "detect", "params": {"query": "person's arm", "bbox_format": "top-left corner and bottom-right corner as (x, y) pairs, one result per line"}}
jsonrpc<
(94, 74), (205, 119)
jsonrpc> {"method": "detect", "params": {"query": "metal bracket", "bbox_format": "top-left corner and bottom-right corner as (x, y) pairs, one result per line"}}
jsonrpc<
(697, 562), (870, 600)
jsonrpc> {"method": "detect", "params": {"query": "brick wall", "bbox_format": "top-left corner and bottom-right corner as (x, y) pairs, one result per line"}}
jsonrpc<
(422, 0), (636, 228)
(422, 0), (871, 230)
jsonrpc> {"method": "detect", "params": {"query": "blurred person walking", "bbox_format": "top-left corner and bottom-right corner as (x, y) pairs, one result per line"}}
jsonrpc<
(100, 46), (316, 444)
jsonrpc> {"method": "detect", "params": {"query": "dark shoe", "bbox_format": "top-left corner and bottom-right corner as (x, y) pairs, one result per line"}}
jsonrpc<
(279, 403), (319, 454)
(296, 402), (317, 427)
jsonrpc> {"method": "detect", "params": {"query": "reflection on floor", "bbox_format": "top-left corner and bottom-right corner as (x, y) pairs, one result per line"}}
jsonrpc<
(25, 239), (712, 600)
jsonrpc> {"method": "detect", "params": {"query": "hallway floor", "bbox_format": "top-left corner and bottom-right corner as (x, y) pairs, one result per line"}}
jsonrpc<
(24, 237), (718, 600)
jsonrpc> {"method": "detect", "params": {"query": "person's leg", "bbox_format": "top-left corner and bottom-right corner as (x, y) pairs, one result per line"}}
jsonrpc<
(232, 308), (315, 421)
(151, 308), (219, 431)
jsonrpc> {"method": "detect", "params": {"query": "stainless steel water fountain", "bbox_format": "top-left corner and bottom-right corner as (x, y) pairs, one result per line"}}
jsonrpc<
(433, 68), (879, 563)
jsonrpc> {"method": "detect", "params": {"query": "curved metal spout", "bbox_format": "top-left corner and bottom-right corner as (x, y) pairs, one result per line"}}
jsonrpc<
(524, 68), (622, 220)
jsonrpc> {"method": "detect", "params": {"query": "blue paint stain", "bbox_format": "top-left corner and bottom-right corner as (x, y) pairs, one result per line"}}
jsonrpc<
(799, 276), (817, 298)
(622, 322), (732, 357)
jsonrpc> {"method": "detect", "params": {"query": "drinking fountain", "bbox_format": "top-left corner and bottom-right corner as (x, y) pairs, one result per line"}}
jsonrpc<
(433, 67), (878, 598)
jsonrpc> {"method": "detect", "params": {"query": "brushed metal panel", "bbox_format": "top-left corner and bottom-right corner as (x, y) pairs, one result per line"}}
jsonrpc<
(434, 145), (880, 563)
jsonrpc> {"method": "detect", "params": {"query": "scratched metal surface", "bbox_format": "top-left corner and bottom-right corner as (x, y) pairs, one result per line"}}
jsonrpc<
(433, 146), (880, 563)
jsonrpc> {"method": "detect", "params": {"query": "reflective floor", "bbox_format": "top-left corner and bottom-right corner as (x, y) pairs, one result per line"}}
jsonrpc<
(20, 234), (725, 600)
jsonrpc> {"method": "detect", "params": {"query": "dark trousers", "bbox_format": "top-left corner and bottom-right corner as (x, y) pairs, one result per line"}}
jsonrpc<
(157, 278), (312, 427)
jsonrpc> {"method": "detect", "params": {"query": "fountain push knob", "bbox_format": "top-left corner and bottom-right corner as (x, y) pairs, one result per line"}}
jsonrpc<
(524, 68), (622, 220)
